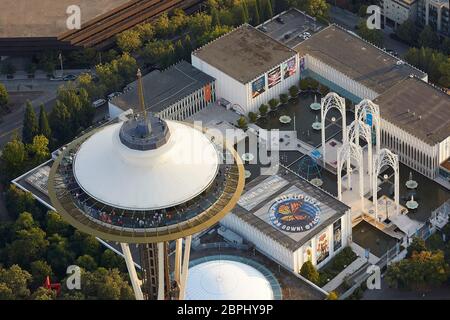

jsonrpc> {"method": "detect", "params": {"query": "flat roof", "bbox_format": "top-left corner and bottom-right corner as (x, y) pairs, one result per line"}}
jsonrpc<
(110, 61), (215, 113)
(259, 8), (325, 48)
(294, 25), (427, 94)
(233, 173), (349, 252)
(192, 24), (296, 84)
(374, 76), (450, 145)
(0, 0), (129, 38)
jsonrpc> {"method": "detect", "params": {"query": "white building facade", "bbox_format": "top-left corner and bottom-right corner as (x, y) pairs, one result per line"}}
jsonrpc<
(192, 54), (299, 114)
(221, 210), (352, 272)
(382, 0), (418, 27)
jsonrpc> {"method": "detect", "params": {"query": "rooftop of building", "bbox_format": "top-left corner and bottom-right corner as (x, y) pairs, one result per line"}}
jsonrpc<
(374, 76), (450, 145)
(233, 172), (350, 252)
(192, 24), (297, 84)
(258, 8), (325, 48)
(110, 61), (215, 113)
(0, 0), (129, 38)
(294, 25), (427, 94)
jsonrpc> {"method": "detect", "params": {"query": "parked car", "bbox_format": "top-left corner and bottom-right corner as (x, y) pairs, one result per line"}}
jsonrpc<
(92, 99), (106, 109)
(63, 74), (77, 81)
(107, 92), (121, 100)
(259, 25), (268, 32)
(276, 17), (285, 24)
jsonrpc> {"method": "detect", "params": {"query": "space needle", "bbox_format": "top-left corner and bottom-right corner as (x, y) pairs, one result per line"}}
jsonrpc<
(47, 70), (245, 300)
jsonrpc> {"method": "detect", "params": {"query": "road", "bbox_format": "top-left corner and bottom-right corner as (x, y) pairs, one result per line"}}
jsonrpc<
(0, 79), (61, 147)
(328, 6), (410, 57)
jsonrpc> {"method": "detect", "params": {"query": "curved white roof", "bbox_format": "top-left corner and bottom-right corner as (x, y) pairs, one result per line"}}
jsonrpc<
(186, 260), (274, 300)
(73, 121), (219, 210)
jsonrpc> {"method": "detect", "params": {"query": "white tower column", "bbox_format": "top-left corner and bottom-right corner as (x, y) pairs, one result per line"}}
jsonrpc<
(120, 243), (144, 300)
(178, 235), (192, 300)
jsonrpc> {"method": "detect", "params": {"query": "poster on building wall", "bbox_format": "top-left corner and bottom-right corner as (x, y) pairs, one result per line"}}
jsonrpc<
(333, 219), (342, 252)
(252, 75), (266, 98)
(284, 57), (297, 79)
(299, 57), (306, 73)
(204, 84), (212, 103)
(268, 66), (282, 88)
(316, 231), (329, 264)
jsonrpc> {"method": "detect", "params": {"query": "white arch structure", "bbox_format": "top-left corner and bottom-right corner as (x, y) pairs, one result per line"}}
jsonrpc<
(372, 148), (400, 220)
(355, 99), (381, 156)
(321, 93), (346, 167)
(337, 141), (365, 211)
(348, 120), (373, 184)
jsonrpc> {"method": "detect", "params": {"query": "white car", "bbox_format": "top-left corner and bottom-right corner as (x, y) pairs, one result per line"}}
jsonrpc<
(92, 99), (106, 109)
(107, 92), (121, 100)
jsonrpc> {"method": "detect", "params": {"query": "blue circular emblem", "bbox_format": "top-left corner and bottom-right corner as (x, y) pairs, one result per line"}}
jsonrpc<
(269, 194), (321, 233)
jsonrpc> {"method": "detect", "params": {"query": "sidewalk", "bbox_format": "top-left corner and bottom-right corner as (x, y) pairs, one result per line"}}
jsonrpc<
(322, 256), (367, 292)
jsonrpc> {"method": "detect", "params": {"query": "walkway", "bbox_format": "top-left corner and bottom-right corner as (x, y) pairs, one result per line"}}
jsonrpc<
(322, 256), (367, 292)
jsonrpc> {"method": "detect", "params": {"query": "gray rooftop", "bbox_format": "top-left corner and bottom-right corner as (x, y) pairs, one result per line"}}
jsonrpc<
(374, 76), (450, 145)
(192, 24), (296, 84)
(294, 25), (427, 94)
(233, 173), (350, 252)
(259, 8), (325, 48)
(0, 0), (129, 37)
(110, 61), (215, 113)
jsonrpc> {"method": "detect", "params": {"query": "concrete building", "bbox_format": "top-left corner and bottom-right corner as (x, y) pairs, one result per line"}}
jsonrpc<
(374, 76), (450, 179)
(417, 0), (450, 37)
(294, 25), (427, 102)
(192, 24), (299, 115)
(382, 0), (418, 28)
(109, 61), (216, 120)
(221, 174), (352, 272)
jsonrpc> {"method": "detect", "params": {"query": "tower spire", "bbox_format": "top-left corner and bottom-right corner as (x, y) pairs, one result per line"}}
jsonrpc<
(137, 69), (151, 132)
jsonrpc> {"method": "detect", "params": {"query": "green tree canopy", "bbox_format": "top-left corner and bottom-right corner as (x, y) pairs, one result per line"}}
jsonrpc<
(22, 101), (38, 144)
(0, 83), (9, 113)
(30, 260), (53, 290)
(26, 134), (50, 167)
(116, 29), (142, 53)
(38, 104), (51, 140)
(300, 260), (319, 284)
(418, 26), (440, 49)
(0, 265), (32, 299)
(81, 268), (134, 300)
(357, 20), (383, 47)
(76, 254), (98, 272)
(0, 136), (27, 184)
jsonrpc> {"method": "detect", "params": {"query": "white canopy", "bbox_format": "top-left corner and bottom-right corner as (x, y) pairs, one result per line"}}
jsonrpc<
(73, 121), (219, 210)
(186, 260), (274, 300)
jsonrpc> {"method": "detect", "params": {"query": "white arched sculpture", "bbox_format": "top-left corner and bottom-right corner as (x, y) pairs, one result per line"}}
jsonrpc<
(372, 149), (400, 220)
(348, 120), (373, 184)
(355, 99), (381, 156)
(321, 92), (346, 167)
(337, 141), (365, 211)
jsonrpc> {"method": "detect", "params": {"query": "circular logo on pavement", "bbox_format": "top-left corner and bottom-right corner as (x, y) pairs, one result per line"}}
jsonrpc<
(269, 194), (320, 233)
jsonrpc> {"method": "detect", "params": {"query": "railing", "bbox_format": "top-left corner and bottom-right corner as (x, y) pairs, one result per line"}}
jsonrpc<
(192, 242), (249, 251)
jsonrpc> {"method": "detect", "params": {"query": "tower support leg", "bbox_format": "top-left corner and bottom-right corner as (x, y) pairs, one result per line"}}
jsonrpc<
(120, 243), (144, 300)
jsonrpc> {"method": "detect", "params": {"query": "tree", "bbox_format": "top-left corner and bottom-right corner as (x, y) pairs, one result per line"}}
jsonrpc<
(189, 12), (212, 37)
(81, 268), (134, 300)
(305, 0), (329, 18)
(1, 61), (16, 76)
(418, 26), (439, 49)
(142, 40), (176, 68)
(300, 261), (319, 284)
(0, 83), (9, 113)
(396, 20), (417, 45)
(45, 211), (71, 237)
(38, 104), (51, 139)
(268, 98), (279, 110)
(135, 23), (155, 43)
(154, 13), (172, 37)
(327, 291), (339, 300)
(100, 249), (127, 272)
(386, 250), (449, 291)
(357, 21), (383, 47)
(289, 85), (299, 97)
(251, 0), (261, 25)
(0, 137), (27, 184)
(76, 254), (98, 272)
(260, 0), (273, 21)
(0, 265), (32, 299)
(31, 287), (56, 300)
(46, 234), (75, 277)
(237, 116), (248, 130)
(4, 185), (42, 220)
(6, 225), (49, 268)
(49, 101), (72, 146)
(211, 8), (221, 27)
(22, 101), (39, 144)
(170, 8), (189, 33)
(259, 103), (269, 117)
(279, 93), (289, 104)
(27, 135), (50, 167)
(70, 230), (101, 258)
(0, 283), (14, 300)
(30, 260), (53, 290)
(116, 29), (142, 53)
(248, 111), (258, 123)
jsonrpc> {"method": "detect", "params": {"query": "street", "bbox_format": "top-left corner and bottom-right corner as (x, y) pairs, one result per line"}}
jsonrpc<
(328, 6), (410, 57)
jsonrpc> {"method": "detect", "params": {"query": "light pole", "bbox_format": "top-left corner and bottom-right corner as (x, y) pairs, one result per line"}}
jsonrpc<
(58, 53), (64, 77)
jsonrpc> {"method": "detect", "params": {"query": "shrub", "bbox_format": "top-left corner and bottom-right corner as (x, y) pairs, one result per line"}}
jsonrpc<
(268, 98), (279, 110)
(236, 116), (247, 130)
(248, 111), (258, 123)
(279, 93), (289, 104)
(300, 261), (319, 284)
(289, 85), (299, 97)
(259, 104), (269, 116)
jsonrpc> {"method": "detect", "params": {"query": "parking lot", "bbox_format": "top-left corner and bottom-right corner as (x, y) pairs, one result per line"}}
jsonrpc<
(258, 8), (325, 48)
